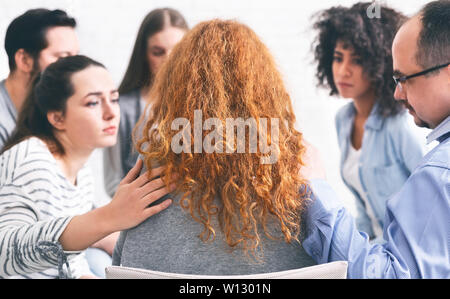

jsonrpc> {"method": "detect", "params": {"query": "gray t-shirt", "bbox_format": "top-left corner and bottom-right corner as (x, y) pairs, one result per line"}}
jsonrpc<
(0, 79), (17, 150)
(113, 185), (316, 275)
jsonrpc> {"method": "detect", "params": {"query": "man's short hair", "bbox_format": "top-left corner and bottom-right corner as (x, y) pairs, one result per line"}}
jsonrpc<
(4, 8), (76, 71)
(416, 0), (450, 70)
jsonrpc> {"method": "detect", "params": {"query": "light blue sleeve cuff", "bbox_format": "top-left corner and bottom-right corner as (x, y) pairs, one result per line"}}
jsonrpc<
(304, 179), (370, 262)
(303, 179), (345, 263)
(303, 179), (395, 278)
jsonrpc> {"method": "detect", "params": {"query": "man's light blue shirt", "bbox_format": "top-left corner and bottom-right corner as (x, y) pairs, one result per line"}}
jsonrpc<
(303, 116), (450, 278)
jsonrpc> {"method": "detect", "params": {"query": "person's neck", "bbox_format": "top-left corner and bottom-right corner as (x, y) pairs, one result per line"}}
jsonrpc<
(52, 134), (93, 186)
(4, 71), (33, 113)
(352, 89), (376, 119)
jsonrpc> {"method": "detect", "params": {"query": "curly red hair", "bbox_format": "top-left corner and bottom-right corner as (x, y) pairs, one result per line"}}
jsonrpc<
(136, 19), (310, 259)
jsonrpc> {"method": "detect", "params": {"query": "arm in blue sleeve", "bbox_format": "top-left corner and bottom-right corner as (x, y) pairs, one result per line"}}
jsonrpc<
(302, 179), (412, 278)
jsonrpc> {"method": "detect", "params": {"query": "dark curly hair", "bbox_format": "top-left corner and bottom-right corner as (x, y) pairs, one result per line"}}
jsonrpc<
(311, 2), (407, 117)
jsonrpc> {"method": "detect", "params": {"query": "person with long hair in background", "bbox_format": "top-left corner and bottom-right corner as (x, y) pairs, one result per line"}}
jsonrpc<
(112, 20), (317, 274)
(103, 8), (188, 197)
(311, 2), (424, 241)
(0, 55), (172, 279)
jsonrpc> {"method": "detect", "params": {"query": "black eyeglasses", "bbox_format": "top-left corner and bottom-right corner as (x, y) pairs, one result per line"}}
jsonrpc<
(393, 62), (450, 92)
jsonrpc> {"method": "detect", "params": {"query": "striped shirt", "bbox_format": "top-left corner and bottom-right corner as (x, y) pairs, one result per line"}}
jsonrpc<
(0, 79), (17, 150)
(0, 137), (95, 278)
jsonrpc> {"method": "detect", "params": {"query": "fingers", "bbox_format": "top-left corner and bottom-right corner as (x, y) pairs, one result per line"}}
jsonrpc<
(121, 159), (143, 184)
(138, 177), (165, 197)
(141, 184), (175, 219)
(146, 165), (166, 180)
(143, 199), (172, 218)
(142, 184), (176, 207)
(132, 165), (166, 188)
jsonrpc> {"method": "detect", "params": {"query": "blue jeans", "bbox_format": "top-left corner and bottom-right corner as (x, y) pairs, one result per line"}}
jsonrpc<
(85, 248), (112, 278)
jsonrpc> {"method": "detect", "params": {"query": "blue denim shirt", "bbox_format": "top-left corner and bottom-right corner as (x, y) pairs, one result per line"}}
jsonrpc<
(335, 102), (425, 238)
(303, 116), (450, 278)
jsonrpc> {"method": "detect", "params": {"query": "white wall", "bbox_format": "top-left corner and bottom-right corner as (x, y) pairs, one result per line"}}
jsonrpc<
(0, 0), (431, 212)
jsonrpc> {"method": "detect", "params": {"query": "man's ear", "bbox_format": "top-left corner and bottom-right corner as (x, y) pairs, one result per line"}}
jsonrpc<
(14, 49), (35, 74)
(47, 111), (66, 131)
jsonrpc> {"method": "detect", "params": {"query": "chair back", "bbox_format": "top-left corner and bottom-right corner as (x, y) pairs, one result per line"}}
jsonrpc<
(105, 261), (348, 279)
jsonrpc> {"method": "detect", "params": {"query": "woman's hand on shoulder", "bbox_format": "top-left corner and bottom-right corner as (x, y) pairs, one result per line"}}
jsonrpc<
(106, 159), (174, 231)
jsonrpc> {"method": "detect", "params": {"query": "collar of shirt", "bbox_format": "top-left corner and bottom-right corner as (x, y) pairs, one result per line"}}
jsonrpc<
(345, 101), (383, 131)
(426, 116), (450, 144)
(365, 102), (383, 131)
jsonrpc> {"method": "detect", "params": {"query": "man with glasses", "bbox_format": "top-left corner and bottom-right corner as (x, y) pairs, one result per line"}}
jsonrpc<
(393, 63), (449, 129)
(302, 0), (449, 278)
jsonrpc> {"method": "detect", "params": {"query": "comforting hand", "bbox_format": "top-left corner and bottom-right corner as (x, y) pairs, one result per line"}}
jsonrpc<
(107, 159), (174, 232)
(59, 159), (174, 252)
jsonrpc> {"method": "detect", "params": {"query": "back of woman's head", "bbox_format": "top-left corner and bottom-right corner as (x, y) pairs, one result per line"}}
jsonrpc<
(1, 55), (104, 155)
(137, 19), (309, 259)
(119, 7), (188, 94)
(312, 2), (407, 117)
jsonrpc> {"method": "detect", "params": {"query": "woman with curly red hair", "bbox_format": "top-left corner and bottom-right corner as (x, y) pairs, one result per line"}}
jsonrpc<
(112, 19), (316, 274)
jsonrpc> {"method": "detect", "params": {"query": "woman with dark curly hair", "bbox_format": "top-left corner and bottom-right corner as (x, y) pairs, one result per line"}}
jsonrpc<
(311, 2), (424, 240)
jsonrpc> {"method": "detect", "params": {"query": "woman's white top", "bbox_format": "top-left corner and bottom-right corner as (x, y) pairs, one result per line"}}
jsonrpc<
(342, 144), (383, 237)
(0, 137), (95, 278)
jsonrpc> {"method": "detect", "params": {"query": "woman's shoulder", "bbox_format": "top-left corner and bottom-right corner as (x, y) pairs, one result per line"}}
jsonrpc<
(335, 102), (354, 122)
(0, 137), (57, 183)
(334, 102), (354, 134)
(1, 137), (51, 160)
(382, 110), (411, 133)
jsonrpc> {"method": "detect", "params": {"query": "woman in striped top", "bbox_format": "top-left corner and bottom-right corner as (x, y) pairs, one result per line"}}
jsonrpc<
(0, 55), (173, 279)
